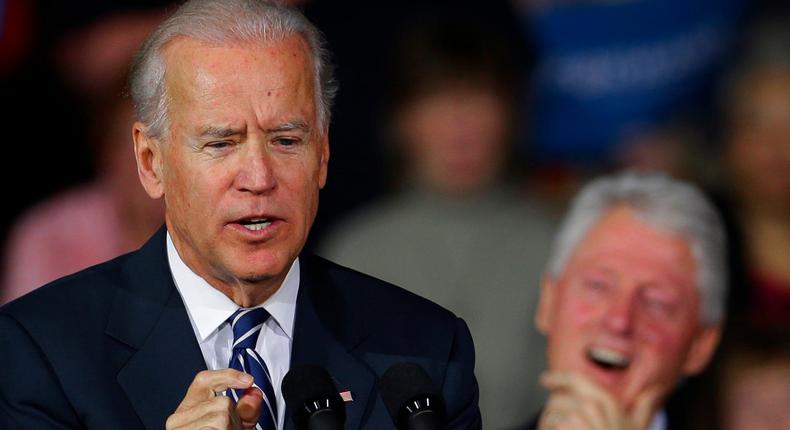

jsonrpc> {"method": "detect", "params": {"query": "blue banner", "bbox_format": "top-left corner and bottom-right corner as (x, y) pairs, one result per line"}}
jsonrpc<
(523, 0), (745, 164)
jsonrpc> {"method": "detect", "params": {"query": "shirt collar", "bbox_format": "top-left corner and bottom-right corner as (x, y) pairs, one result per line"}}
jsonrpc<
(649, 409), (667, 430)
(166, 231), (299, 343)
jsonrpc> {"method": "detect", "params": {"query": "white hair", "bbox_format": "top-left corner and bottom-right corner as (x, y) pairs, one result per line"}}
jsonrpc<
(546, 171), (727, 325)
(128, 0), (337, 139)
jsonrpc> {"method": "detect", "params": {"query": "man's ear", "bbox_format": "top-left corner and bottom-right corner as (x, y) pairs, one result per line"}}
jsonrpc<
(535, 275), (556, 335)
(682, 325), (721, 376)
(133, 122), (165, 199)
(318, 132), (330, 189)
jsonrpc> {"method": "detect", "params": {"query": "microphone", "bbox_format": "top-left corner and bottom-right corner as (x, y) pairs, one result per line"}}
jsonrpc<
(379, 362), (447, 430)
(282, 364), (346, 430)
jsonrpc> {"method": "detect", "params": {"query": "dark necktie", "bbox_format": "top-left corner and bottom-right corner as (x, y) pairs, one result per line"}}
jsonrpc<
(226, 308), (278, 430)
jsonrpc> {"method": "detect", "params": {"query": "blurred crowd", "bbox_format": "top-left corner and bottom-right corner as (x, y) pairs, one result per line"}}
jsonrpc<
(1, 0), (787, 429)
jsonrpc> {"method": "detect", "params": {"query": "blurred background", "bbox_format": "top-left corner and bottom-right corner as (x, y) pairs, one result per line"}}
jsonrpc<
(1, 0), (787, 429)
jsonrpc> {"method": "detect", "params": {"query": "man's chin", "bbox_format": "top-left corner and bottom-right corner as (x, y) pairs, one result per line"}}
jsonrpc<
(234, 255), (295, 283)
(237, 272), (280, 284)
(227, 260), (287, 283)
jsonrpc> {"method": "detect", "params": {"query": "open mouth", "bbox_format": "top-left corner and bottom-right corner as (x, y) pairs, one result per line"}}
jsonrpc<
(237, 218), (272, 231)
(586, 347), (631, 371)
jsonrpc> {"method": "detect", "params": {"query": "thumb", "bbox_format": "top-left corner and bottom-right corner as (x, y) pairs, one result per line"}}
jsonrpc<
(237, 387), (264, 429)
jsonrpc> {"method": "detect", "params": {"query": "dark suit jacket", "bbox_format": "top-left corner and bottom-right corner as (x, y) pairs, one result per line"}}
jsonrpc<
(521, 418), (538, 430)
(0, 228), (481, 429)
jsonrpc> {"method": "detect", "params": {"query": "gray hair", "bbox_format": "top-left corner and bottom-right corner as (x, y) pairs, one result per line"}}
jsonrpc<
(129, 0), (337, 140)
(546, 171), (727, 325)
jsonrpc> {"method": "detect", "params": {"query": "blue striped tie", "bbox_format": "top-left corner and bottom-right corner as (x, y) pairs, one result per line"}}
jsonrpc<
(226, 308), (278, 430)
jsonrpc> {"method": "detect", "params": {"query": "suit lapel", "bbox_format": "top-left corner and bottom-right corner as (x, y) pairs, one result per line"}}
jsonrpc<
(287, 256), (375, 430)
(106, 227), (208, 430)
(104, 233), (376, 430)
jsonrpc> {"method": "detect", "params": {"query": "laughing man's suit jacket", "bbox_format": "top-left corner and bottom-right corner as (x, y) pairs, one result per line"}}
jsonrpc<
(0, 228), (481, 429)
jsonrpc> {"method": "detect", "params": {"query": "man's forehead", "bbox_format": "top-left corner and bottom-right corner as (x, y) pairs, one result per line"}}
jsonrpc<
(563, 206), (697, 286)
(579, 206), (688, 251)
(161, 33), (308, 58)
(161, 35), (312, 86)
(161, 35), (316, 124)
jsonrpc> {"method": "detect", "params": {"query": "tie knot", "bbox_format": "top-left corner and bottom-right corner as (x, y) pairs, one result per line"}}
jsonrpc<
(228, 307), (271, 351)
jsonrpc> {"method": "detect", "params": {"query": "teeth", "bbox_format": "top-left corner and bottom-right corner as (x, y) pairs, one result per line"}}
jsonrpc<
(241, 219), (271, 231)
(588, 347), (630, 369)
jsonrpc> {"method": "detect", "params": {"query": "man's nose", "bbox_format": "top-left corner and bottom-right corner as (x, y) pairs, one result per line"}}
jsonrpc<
(234, 143), (276, 194)
(603, 289), (638, 335)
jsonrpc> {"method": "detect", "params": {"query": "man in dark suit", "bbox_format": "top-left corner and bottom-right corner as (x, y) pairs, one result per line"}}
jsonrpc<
(0, 1), (480, 429)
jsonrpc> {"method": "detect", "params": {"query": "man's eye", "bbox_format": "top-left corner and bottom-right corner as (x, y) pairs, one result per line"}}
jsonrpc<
(206, 141), (232, 149)
(584, 280), (608, 292)
(274, 137), (298, 146)
(641, 291), (678, 317)
(643, 298), (673, 315)
(576, 279), (611, 300)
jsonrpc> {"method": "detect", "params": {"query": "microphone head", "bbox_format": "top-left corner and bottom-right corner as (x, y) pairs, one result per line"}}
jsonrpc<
(282, 364), (346, 430)
(379, 362), (446, 429)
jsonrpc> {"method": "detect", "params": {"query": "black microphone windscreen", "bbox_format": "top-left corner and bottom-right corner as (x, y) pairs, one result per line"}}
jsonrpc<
(282, 364), (345, 430)
(378, 362), (441, 422)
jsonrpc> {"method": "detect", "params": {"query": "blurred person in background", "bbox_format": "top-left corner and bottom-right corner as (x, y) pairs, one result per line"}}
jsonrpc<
(621, 11), (790, 429)
(716, 12), (790, 328)
(715, 328), (790, 430)
(301, 0), (524, 246)
(665, 12), (790, 429)
(1, 11), (165, 304)
(528, 171), (726, 430)
(681, 326), (790, 430)
(320, 12), (558, 429)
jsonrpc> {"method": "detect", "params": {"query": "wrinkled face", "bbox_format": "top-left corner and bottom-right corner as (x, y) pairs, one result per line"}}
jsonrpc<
(150, 36), (328, 293)
(396, 86), (509, 195)
(537, 206), (720, 408)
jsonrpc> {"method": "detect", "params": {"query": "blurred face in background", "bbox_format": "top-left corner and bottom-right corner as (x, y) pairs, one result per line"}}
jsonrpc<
(537, 206), (721, 408)
(727, 67), (790, 214)
(394, 85), (510, 196)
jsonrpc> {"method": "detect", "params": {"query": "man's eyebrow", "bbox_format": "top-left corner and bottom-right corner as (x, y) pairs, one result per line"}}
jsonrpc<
(265, 120), (310, 134)
(198, 126), (245, 138)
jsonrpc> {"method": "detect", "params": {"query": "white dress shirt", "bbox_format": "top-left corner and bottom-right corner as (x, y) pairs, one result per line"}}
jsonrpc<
(167, 232), (298, 430)
(650, 409), (667, 430)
